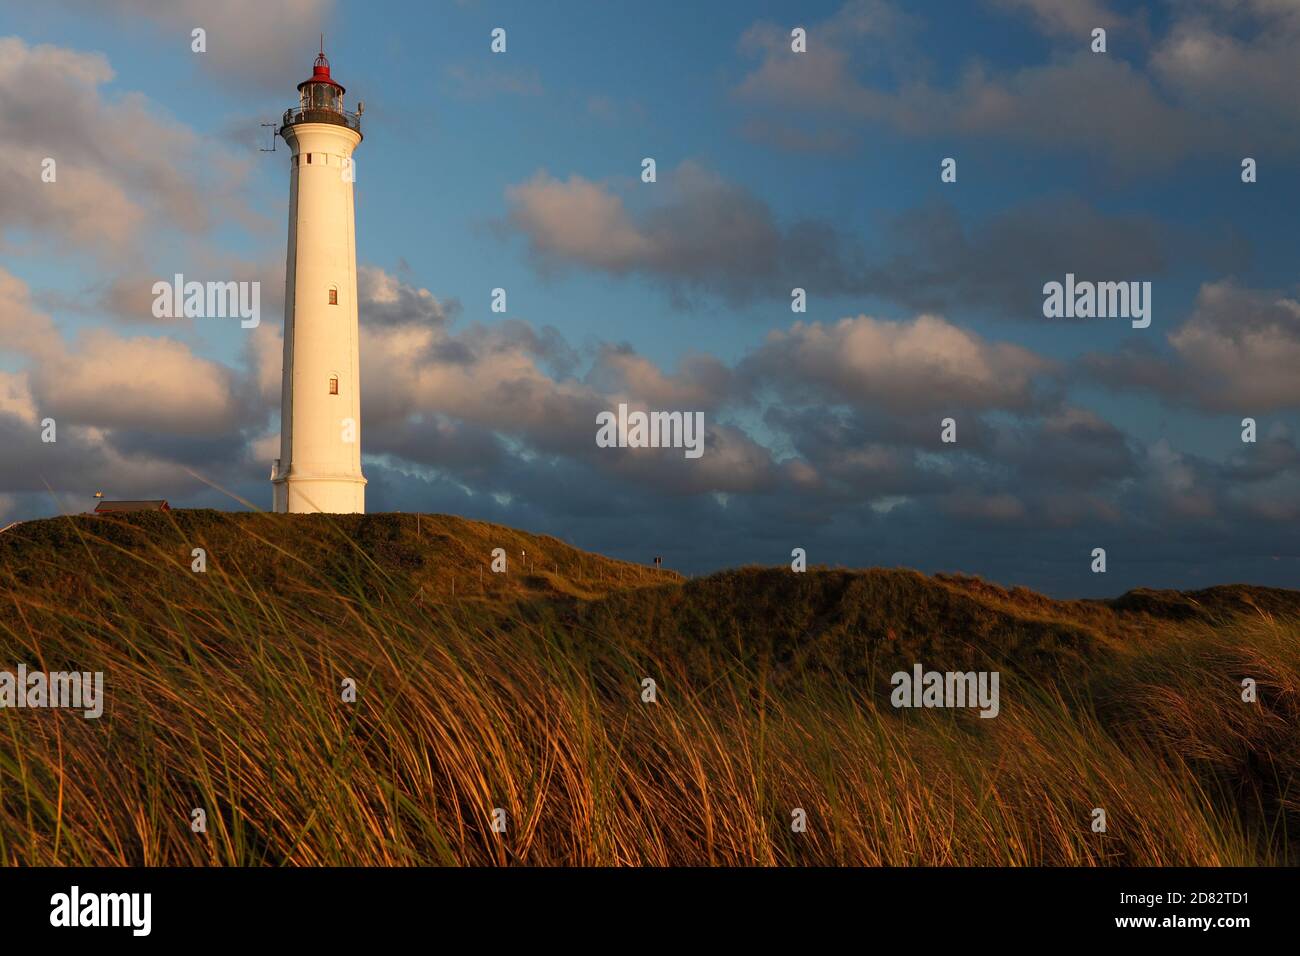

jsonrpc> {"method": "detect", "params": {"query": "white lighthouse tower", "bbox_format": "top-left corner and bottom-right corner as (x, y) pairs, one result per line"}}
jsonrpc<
(271, 46), (366, 514)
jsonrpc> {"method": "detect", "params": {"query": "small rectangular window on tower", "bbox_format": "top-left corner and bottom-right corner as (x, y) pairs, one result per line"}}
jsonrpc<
(329, 375), (339, 395)
(328, 288), (338, 305)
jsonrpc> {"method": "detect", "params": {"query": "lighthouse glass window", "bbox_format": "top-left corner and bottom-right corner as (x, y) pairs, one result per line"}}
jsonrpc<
(303, 83), (341, 112)
(329, 376), (338, 395)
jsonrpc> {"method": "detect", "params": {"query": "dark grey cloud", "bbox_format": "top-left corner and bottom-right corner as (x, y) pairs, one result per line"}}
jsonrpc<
(5, 264), (1298, 599)
(734, 0), (1300, 170)
(857, 197), (1181, 318)
(504, 162), (867, 305)
(504, 162), (1215, 315)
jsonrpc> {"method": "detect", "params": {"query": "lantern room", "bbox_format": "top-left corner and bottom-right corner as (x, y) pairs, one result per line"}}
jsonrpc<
(299, 49), (344, 111)
(281, 45), (362, 136)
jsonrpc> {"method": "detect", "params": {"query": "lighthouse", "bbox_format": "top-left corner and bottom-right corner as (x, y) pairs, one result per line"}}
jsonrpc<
(271, 46), (366, 514)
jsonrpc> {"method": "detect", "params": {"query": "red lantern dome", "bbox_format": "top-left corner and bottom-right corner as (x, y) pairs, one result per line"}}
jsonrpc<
(299, 48), (345, 94)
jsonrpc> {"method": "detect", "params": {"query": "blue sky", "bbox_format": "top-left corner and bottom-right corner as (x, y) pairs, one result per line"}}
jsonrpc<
(1, 0), (1298, 596)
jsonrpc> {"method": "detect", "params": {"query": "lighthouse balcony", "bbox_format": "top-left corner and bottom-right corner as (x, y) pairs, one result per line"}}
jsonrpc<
(281, 106), (362, 135)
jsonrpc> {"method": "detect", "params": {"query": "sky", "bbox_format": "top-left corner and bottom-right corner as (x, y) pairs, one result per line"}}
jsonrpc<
(0, 0), (1298, 597)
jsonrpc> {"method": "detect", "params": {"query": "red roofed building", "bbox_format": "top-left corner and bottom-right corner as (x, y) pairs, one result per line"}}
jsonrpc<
(92, 500), (170, 514)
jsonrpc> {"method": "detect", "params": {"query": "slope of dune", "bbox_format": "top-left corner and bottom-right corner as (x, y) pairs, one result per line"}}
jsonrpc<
(0, 510), (1296, 866)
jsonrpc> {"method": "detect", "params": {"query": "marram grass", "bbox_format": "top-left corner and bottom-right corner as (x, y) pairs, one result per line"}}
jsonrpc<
(0, 510), (1295, 866)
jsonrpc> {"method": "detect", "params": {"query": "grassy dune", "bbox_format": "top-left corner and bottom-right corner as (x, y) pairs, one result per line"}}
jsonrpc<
(0, 510), (1296, 866)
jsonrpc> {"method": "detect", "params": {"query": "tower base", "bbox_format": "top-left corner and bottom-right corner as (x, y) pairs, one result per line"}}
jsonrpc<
(271, 474), (366, 514)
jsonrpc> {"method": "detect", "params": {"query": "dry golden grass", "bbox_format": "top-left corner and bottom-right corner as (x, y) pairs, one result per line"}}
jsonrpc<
(0, 510), (1294, 865)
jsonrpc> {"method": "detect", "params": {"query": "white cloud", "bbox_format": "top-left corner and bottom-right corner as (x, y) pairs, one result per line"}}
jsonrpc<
(41, 0), (336, 92)
(1, 268), (247, 435)
(1167, 282), (1300, 411)
(744, 313), (1054, 413)
(0, 36), (262, 261)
